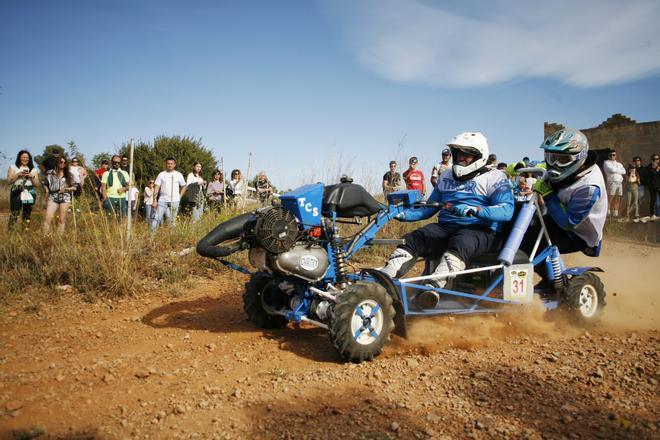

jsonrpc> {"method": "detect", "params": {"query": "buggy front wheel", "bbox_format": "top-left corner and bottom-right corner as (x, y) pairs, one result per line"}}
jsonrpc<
(329, 282), (395, 363)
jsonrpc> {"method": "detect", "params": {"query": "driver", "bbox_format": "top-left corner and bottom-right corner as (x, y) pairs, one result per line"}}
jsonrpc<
(380, 132), (514, 308)
(523, 128), (607, 256)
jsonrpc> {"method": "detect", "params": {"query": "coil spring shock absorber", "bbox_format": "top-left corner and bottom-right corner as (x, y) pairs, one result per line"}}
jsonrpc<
(331, 227), (349, 289)
(550, 247), (564, 290)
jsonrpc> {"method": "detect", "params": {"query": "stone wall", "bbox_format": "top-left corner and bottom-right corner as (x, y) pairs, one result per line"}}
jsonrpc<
(544, 113), (660, 167)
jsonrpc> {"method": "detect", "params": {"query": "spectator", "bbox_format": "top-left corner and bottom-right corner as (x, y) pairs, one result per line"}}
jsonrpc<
(94, 160), (110, 199)
(152, 157), (187, 231)
(403, 156), (425, 196)
(7, 150), (39, 230)
(382, 160), (402, 198)
(255, 171), (273, 207)
(486, 153), (497, 169)
(126, 185), (140, 219)
(207, 170), (226, 209)
(101, 155), (130, 217)
(625, 156), (642, 222)
(69, 157), (88, 196)
(496, 162), (508, 171)
(120, 155), (129, 172)
(186, 162), (207, 222)
(640, 153), (659, 221)
(603, 150), (626, 218)
(227, 169), (246, 205)
(430, 148), (452, 186)
(143, 179), (155, 223)
(43, 157), (76, 234)
(522, 156), (531, 166)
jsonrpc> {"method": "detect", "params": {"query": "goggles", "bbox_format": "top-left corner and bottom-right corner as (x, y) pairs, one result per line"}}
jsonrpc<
(545, 150), (585, 168)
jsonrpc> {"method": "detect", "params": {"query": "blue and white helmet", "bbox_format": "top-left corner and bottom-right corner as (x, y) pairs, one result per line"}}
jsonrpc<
(541, 128), (589, 184)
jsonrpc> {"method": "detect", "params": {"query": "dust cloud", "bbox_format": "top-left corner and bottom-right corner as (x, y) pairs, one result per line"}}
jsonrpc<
(392, 238), (659, 354)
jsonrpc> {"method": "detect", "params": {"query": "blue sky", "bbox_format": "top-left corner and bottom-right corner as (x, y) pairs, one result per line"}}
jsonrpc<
(1, 0), (659, 191)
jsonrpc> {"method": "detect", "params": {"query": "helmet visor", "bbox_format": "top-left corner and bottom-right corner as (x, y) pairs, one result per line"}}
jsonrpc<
(545, 151), (577, 168)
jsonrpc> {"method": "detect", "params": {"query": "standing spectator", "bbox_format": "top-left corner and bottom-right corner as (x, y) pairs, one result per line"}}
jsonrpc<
(227, 169), (246, 205)
(255, 171), (273, 207)
(186, 162), (207, 222)
(94, 160), (109, 198)
(486, 154), (497, 169)
(152, 157), (187, 231)
(640, 153), (660, 221)
(206, 170), (226, 210)
(382, 160), (402, 198)
(430, 148), (452, 186)
(625, 157), (642, 222)
(7, 150), (39, 230)
(126, 185), (140, 219)
(69, 157), (88, 197)
(496, 162), (508, 171)
(603, 150), (626, 218)
(43, 157), (76, 234)
(120, 155), (130, 172)
(143, 179), (155, 223)
(403, 156), (425, 197)
(101, 155), (130, 217)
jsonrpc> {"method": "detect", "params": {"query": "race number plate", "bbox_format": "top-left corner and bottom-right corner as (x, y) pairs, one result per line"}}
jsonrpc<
(503, 264), (533, 303)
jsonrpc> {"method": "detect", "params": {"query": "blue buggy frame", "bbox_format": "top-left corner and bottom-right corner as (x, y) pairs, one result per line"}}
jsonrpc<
(204, 169), (606, 362)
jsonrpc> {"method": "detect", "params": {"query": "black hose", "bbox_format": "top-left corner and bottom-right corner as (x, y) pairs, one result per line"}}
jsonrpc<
(196, 212), (255, 258)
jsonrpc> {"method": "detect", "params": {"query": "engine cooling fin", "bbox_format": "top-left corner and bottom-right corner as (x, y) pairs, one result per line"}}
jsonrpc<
(254, 207), (299, 253)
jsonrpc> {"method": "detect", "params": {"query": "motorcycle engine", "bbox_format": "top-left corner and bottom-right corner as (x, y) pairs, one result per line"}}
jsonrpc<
(267, 244), (330, 282)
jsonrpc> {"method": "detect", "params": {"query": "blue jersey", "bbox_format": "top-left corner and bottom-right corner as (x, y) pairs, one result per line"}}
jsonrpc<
(403, 169), (514, 231)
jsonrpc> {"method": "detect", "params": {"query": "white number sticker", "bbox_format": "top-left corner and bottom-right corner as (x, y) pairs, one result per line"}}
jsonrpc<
(503, 263), (534, 303)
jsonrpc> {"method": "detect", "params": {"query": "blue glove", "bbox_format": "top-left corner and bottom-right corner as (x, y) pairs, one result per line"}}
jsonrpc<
(395, 211), (406, 220)
(452, 204), (479, 217)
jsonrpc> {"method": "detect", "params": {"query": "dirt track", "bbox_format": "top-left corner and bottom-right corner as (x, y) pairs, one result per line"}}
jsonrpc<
(1, 239), (658, 439)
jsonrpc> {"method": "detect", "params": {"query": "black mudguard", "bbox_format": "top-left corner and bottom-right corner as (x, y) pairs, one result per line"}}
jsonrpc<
(361, 269), (408, 339)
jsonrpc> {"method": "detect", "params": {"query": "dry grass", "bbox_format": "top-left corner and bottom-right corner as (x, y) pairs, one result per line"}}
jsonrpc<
(0, 195), (246, 303)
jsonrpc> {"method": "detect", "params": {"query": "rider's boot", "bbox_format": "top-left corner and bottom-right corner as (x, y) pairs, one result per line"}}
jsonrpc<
(413, 252), (466, 309)
(379, 248), (414, 278)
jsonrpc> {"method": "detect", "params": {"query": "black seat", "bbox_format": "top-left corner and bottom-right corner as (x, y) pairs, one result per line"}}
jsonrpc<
(322, 183), (383, 218)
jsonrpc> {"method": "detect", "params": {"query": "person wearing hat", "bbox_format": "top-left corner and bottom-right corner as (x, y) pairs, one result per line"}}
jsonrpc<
(382, 160), (402, 198)
(403, 156), (425, 197)
(430, 148), (453, 186)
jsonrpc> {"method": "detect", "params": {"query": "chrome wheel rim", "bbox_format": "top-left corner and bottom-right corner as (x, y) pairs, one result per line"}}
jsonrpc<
(579, 285), (598, 318)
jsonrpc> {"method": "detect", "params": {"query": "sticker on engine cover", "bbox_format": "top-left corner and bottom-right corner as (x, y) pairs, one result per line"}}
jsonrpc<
(503, 263), (533, 303)
(299, 255), (319, 271)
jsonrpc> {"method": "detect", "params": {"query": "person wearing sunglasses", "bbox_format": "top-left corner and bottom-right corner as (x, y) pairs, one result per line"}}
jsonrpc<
(603, 150), (626, 218)
(625, 156), (642, 222)
(100, 155), (130, 217)
(524, 128), (607, 261)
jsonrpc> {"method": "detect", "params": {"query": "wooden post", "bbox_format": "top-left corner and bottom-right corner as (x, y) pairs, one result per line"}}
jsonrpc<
(127, 138), (135, 242)
(243, 152), (252, 209)
(220, 156), (226, 208)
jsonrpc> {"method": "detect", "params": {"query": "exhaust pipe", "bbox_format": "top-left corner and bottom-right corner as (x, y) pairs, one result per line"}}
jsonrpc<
(196, 212), (255, 258)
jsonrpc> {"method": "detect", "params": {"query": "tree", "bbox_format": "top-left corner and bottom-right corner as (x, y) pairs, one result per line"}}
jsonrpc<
(34, 144), (66, 166)
(118, 135), (218, 185)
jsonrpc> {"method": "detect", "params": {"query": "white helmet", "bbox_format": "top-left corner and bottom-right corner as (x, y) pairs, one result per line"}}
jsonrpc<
(446, 132), (489, 179)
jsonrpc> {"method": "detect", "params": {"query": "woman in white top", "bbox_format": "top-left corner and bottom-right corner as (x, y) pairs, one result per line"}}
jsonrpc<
(143, 179), (155, 221)
(186, 162), (207, 222)
(68, 157), (88, 194)
(206, 169), (226, 210)
(227, 169), (245, 206)
(7, 150), (40, 230)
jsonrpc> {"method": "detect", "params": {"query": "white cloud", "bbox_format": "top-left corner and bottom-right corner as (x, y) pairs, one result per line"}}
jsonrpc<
(327, 0), (660, 87)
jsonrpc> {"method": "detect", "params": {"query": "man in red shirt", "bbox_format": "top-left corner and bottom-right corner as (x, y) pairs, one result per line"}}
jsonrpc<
(403, 156), (425, 197)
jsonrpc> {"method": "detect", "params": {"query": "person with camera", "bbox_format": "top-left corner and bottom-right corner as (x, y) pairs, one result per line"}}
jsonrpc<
(7, 150), (39, 230)
(43, 156), (77, 235)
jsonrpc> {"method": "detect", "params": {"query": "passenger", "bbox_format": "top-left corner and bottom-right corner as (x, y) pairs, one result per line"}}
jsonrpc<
(380, 132), (514, 309)
(523, 128), (607, 256)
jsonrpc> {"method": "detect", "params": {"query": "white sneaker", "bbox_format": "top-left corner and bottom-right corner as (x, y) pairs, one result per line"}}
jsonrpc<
(652, 215), (658, 222)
